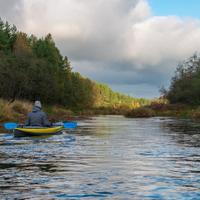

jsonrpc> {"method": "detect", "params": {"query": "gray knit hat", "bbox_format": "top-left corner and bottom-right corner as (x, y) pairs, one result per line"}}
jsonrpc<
(34, 100), (42, 108)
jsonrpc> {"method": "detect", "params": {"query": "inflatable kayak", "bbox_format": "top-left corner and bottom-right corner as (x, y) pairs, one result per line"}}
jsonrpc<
(14, 126), (64, 136)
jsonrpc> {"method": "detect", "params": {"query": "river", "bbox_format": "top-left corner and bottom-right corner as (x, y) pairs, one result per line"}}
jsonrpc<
(0, 116), (200, 199)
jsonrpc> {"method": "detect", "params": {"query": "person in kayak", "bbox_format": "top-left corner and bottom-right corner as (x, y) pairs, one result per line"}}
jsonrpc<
(25, 100), (51, 127)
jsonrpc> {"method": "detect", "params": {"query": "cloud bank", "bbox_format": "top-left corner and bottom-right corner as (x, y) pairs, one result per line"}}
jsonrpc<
(1, 0), (200, 98)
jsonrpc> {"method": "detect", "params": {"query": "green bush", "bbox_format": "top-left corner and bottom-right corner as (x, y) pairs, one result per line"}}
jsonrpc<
(125, 107), (155, 118)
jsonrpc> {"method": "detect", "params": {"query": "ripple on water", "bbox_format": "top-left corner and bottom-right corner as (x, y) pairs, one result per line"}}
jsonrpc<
(0, 116), (200, 199)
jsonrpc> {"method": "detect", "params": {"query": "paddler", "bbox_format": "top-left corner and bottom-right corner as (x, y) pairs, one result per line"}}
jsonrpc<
(25, 100), (51, 127)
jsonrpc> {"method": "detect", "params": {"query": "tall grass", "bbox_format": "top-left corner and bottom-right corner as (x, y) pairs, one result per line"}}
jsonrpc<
(0, 99), (74, 123)
(0, 99), (32, 122)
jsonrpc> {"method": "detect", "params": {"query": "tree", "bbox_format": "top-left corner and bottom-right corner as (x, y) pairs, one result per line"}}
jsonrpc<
(0, 18), (17, 53)
(0, 19), (143, 108)
(167, 54), (200, 104)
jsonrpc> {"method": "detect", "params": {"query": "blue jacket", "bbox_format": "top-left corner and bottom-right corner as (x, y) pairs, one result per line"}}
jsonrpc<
(25, 106), (50, 127)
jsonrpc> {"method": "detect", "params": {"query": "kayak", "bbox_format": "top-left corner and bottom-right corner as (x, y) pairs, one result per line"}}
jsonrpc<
(14, 126), (64, 136)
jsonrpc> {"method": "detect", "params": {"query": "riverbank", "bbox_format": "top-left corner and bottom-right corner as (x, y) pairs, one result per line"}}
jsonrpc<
(125, 102), (200, 119)
(0, 98), (137, 123)
(0, 99), (78, 132)
(1, 98), (200, 133)
(0, 99), (75, 122)
(0, 98), (131, 132)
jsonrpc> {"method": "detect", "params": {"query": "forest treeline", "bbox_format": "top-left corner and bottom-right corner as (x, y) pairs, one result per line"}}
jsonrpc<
(0, 19), (148, 109)
(164, 54), (200, 105)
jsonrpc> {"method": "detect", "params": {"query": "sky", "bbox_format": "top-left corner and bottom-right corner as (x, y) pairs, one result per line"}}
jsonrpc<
(149, 0), (200, 18)
(0, 0), (200, 99)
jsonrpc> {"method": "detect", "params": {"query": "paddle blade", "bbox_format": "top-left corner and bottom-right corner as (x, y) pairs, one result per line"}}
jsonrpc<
(4, 122), (18, 130)
(63, 122), (77, 129)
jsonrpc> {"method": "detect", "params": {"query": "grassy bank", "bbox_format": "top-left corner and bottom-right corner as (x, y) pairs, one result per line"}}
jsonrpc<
(0, 99), (75, 126)
(2, 98), (200, 132)
(125, 101), (200, 119)
(0, 98), (132, 125)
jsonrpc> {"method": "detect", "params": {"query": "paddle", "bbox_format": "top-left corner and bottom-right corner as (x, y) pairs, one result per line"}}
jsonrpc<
(3, 122), (18, 130)
(63, 121), (77, 129)
(4, 121), (77, 130)
(53, 121), (77, 129)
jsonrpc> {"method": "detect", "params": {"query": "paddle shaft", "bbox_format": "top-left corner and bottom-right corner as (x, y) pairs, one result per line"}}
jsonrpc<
(4, 121), (77, 130)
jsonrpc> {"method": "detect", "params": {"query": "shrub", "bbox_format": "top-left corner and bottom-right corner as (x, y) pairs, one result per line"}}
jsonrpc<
(125, 107), (155, 118)
(48, 106), (73, 121)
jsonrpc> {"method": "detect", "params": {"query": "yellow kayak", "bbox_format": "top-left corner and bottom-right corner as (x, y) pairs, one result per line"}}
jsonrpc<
(14, 126), (64, 136)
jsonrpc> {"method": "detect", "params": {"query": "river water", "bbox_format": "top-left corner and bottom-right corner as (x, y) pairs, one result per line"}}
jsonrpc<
(0, 116), (200, 199)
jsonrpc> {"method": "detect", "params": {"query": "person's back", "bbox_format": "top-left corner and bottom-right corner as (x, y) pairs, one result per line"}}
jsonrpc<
(25, 101), (50, 127)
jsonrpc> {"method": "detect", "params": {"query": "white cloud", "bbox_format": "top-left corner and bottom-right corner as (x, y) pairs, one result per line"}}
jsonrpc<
(127, 16), (200, 70)
(0, 0), (24, 25)
(22, 0), (145, 62)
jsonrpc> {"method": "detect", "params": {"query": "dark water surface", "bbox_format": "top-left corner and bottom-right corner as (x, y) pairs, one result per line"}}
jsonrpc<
(0, 116), (200, 199)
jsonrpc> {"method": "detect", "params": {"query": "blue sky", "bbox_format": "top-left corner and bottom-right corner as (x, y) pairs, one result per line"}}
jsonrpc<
(149, 0), (200, 19)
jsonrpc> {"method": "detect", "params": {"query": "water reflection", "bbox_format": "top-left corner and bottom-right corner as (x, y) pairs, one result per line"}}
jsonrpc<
(0, 116), (200, 199)
(160, 118), (200, 147)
